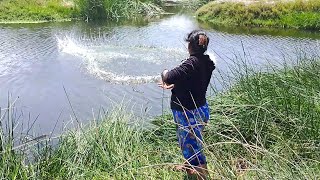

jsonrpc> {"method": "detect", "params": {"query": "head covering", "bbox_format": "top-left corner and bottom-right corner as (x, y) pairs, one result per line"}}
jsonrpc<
(185, 30), (209, 55)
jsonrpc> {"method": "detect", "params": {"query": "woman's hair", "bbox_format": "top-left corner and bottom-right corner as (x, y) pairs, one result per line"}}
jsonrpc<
(185, 30), (209, 54)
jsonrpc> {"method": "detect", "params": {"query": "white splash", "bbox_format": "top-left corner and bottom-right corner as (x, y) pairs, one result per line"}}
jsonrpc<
(57, 35), (216, 84)
(207, 52), (217, 64)
(57, 36), (160, 84)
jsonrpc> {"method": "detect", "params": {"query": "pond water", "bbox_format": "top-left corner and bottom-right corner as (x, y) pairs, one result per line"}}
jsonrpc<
(0, 13), (319, 135)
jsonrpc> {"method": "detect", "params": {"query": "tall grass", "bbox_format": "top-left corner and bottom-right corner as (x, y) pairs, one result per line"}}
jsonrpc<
(0, 97), (45, 179)
(74, 0), (164, 21)
(0, 102), (183, 179)
(196, 0), (320, 30)
(36, 109), (183, 179)
(204, 52), (320, 178)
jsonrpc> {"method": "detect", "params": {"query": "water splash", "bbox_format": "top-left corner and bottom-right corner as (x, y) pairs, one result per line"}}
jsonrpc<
(57, 36), (165, 84)
(57, 35), (216, 84)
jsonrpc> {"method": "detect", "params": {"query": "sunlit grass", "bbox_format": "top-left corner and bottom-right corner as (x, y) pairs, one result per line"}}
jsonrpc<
(0, 0), (76, 22)
(196, 0), (320, 30)
(0, 0), (163, 22)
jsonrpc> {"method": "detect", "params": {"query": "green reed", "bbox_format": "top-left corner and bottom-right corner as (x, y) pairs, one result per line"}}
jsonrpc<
(0, 97), (32, 179)
(74, 0), (163, 21)
(33, 106), (183, 179)
(203, 53), (320, 178)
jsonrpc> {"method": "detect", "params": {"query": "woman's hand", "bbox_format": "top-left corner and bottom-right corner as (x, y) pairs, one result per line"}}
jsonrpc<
(158, 80), (174, 90)
(161, 69), (169, 80)
(159, 69), (174, 89)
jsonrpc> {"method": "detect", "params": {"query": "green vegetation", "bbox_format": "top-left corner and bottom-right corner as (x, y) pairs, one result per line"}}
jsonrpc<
(0, 105), (183, 179)
(75, 0), (163, 21)
(207, 56), (320, 178)
(1, 54), (319, 179)
(196, 0), (320, 30)
(0, 0), (76, 22)
(0, 0), (163, 23)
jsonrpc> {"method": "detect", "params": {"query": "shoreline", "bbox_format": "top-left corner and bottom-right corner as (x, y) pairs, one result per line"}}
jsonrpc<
(0, 19), (73, 24)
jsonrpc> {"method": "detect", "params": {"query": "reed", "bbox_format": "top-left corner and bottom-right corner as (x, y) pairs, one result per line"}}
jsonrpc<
(74, 0), (163, 21)
(204, 51), (320, 178)
(26, 106), (183, 179)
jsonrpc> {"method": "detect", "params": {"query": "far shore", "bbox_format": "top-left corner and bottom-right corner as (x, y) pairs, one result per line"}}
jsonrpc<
(0, 19), (73, 24)
(196, 0), (320, 30)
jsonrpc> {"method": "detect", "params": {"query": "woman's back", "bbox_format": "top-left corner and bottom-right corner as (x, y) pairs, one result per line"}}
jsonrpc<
(166, 54), (215, 111)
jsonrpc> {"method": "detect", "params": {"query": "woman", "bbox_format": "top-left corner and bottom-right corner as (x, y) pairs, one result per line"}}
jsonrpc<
(158, 30), (215, 179)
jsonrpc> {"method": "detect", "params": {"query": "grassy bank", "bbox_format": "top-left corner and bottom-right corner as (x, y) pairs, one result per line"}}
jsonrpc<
(196, 0), (320, 30)
(0, 0), (76, 22)
(0, 0), (163, 23)
(1, 56), (319, 179)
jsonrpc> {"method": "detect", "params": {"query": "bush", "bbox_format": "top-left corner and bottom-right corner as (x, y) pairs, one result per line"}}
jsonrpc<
(74, 0), (163, 21)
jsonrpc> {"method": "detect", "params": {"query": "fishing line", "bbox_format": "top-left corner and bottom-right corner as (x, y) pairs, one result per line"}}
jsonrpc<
(161, 71), (165, 122)
(162, 84), (164, 121)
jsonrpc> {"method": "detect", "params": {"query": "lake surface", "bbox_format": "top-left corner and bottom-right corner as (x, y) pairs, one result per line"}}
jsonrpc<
(0, 13), (319, 135)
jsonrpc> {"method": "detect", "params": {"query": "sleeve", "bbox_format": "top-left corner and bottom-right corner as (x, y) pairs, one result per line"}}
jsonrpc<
(163, 57), (197, 84)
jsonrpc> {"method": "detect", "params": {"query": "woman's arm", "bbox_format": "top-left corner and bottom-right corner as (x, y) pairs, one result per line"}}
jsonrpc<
(162, 57), (197, 84)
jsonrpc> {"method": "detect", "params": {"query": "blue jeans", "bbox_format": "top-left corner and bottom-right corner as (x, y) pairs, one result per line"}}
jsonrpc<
(172, 103), (210, 166)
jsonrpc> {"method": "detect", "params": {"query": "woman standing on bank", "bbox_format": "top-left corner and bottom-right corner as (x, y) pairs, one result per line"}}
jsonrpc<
(158, 30), (215, 179)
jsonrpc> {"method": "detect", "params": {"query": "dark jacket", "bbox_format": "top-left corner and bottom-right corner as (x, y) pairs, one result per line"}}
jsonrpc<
(163, 54), (215, 111)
